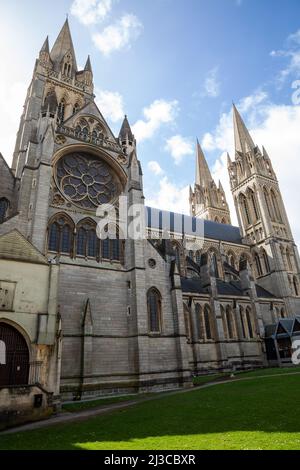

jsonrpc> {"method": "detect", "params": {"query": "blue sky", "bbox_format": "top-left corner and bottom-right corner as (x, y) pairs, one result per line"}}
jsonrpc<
(1, 0), (300, 243)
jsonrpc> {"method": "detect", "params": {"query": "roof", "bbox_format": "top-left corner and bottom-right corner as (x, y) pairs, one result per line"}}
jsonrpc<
(146, 207), (243, 244)
(265, 316), (300, 338)
(255, 285), (276, 299)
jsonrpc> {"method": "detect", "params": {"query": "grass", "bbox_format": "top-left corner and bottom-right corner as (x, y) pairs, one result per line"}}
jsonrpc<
(192, 366), (300, 385)
(1, 374), (300, 450)
(62, 394), (153, 413)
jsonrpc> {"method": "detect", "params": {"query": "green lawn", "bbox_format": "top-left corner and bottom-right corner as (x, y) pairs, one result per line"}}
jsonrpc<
(62, 394), (154, 413)
(1, 374), (300, 450)
(192, 366), (300, 385)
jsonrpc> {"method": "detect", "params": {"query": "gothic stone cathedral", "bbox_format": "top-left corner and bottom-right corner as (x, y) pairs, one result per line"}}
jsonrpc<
(0, 21), (300, 426)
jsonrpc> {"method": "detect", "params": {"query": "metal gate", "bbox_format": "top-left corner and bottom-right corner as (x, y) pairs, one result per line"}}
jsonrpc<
(0, 323), (29, 387)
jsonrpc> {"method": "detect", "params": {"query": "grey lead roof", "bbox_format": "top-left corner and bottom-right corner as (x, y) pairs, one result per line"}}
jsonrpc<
(146, 207), (243, 244)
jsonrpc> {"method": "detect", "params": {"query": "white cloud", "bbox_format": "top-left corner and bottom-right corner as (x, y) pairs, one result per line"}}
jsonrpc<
(206, 96), (300, 246)
(164, 135), (194, 165)
(71, 0), (113, 26)
(146, 176), (190, 215)
(0, 81), (27, 164)
(95, 89), (124, 122)
(148, 161), (164, 176)
(203, 67), (221, 98)
(132, 99), (179, 142)
(271, 29), (300, 85)
(92, 14), (143, 56)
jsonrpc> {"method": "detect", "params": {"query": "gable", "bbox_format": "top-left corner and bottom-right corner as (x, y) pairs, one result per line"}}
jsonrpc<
(0, 230), (48, 265)
(64, 101), (119, 143)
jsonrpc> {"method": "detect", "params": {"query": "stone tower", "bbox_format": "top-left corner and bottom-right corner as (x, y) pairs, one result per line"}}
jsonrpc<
(0, 20), (192, 399)
(228, 104), (300, 314)
(190, 140), (231, 224)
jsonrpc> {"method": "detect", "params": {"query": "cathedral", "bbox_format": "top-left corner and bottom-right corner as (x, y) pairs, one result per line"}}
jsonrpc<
(0, 20), (300, 427)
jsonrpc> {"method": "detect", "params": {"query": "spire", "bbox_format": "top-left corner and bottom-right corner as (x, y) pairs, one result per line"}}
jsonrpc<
(50, 19), (77, 71)
(233, 104), (255, 154)
(227, 152), (232, 167)
(84, 55), (93, 73)
(195, 139), (213, 187)
(40, 36), (49, 54)
(119, 115), (134, 142)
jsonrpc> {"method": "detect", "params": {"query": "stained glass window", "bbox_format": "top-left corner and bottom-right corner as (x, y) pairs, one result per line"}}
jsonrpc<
(56, 152), (121, 209)
(148, 289), (161, 333)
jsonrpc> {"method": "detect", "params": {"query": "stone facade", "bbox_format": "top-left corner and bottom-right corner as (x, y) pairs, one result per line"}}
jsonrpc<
(0, 21), (300, 426)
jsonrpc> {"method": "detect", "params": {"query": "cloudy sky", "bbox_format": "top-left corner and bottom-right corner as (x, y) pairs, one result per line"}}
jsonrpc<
(1, 0), (300, 245)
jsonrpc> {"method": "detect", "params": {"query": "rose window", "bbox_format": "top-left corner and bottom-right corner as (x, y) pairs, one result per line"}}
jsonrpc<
(56, 152), (121, 209)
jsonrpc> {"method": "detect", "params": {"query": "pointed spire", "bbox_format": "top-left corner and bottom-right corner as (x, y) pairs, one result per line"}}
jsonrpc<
(40, 36), (49, 54)
(218, 180), (225, 192)
(50, 19), (77, 71)
(233, 103), (255, 154)
(119, 115), (134, 142)
(84, 55), (93, 73)
(195, 139), (213, 187)
(227, 152), (232, 167)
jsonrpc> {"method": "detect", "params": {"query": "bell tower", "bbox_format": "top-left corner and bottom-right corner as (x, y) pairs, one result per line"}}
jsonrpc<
(228, 104), (300, 314)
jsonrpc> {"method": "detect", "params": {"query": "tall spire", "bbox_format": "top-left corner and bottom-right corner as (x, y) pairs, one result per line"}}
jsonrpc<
(195, 139), (213, 187)
(50, 19), (77, 71)
(119, 115), (134, 142)
(84, 55), (93, 73)
(40, 36), (49, 54)
(233, 104), (255, 154)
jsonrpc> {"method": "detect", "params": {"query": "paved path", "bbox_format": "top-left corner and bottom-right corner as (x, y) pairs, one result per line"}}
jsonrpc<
(2, 371), (300, 435)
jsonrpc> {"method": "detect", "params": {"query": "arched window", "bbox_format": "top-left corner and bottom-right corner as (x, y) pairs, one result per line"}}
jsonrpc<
(183, 306), (191, 341)
(204, 304), (213, 340)
(262, 249), (270, 274)
(240, 193), (251, 226)
(147, 288), (162, 333)
(195, 304), (203, 340)
(239, 306), (246, 338)
(226, 306), (235, 339)
(0, 198), (9, 223)
(43, 91), (58, 117)
(57, 99), (65, 123)
(48, 215), (74, 255)
(264, 188), (273, 219)
(210, 252), (219, 278)
(221, 218), (226, 224)
(270, 190), (282, 223)
(76, 220), (98, 259)
(215, 217), (219, 223)
(99, 225), (124, 263)
(293, 276), (299, 297)
(249, 189), (260, 221)
(254, 253), (263, 277)
(221, 305), (227, 339)
(246, 307), (254, 339)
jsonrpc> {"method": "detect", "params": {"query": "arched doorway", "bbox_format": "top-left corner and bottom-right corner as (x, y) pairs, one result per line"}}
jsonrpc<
(0, 323), (29, 387)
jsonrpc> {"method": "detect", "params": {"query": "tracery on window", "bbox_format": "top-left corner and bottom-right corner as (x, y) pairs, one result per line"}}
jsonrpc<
(56, 152), (121, 209)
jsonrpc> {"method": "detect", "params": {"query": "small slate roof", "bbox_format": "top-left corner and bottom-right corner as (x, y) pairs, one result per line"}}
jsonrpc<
(181, 276), (277, 299)
(146, 207), (242, 244)
(265, 316), (300, 339)
(255, 285), (276, 299)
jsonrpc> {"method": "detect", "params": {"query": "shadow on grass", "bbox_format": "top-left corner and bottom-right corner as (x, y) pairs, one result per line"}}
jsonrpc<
(1, 375), (300, 450)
